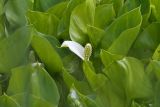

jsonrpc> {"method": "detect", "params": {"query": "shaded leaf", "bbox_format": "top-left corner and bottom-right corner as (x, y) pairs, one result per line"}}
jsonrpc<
(68, 86), (97, 107)
(33, 0), (63, 12)
(0, 26), (32, 73)
(153, 81), (160, 107)
(0, 14), (5, 39)
(112, 0), (124, 15)
(5, 0), (31, 32)
(119, 0), (150, 15)
(57, 0), (84, 39)
(63, 68), (92, 95)
(129, 22), (160, 59)
(87, 25), (105, 47)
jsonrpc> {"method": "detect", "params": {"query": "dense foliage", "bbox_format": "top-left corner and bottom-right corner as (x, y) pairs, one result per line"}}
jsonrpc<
(0, 0), (160, 107)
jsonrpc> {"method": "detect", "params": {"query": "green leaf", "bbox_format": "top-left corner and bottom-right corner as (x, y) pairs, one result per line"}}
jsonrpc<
(146, 60), (160, 85)
(129, 22), (160, 59)
(69, 0), (95, 44)
(68, 86), (97, 107)
(131, 101), (145, 107)
(152, 44), (160, 60)
(0, 14), (5, 39)
(94, 4), (115, 29)
(47, 1), (68, 19)
(119, 0), (150, 27)
(33, 0), (64, 12)
(101, 50), (153, 105)
(112, 0), (124, 15)
(119, 0), (150, 15)
(0, 94), (20, 107)
(11, 93), (55, 107)
(100, 49), (123, 68)
(98, 0), (112, 4)
(153, 81), (160, 107)
(118, 0), (140, 16)
(56, 0), (84, 39)
(0, 0), (4, 15)
(101, 7), (142, 49)
(83, 61), (127, 107)
(108, 19), (141, 55)
(63, 68), (92, 95)
(0, 0), (5, 39)
(87, 26), (105, 47)
(7, 64), (60, 106)
(0, 26), (32, 73)
(120, 57), (153, 99)
(5, 0), (31, 32)
(31, 31), (63, 73)
(44, 35), (65, 57)
(62, 53), (84, 80)
(151, 0), (160, 21)
(87, 25), (105, 47)
(27, 10), (59, 37)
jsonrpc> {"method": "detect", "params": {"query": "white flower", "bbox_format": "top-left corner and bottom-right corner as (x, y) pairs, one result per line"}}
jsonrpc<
(61, 41), (92, 61)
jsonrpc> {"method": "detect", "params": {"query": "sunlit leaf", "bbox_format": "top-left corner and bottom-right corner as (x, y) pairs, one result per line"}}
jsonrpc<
(27, 10), (59, 37)
(69, 0), (95, 44)
(31, 31), (63, 73)
(101, 7), (141, 50)
(7, 64), (60, 106)
(94, 4), (115, 29)
(0, 94), (20, 107)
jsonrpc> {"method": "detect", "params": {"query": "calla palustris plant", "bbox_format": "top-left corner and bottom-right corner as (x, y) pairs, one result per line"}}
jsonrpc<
(0, 0), (160, 107)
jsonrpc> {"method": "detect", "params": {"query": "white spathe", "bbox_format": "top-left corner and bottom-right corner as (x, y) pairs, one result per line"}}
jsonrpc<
(61, 41), (85, 60)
